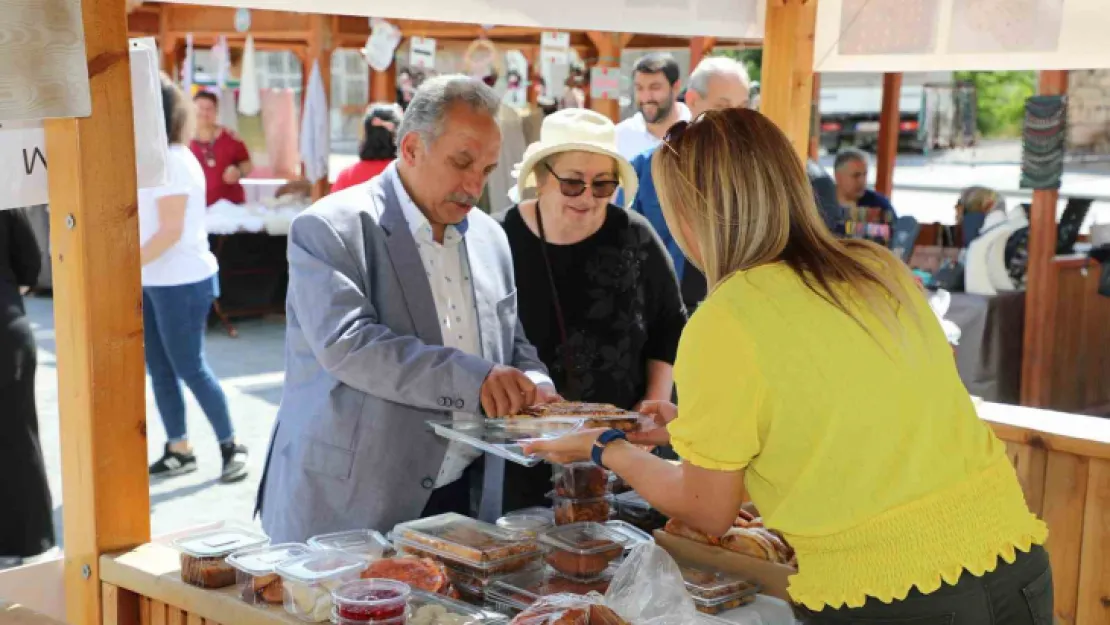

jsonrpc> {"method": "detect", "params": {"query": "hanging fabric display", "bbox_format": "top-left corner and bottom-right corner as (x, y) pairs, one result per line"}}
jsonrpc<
(1020, 95), (1067, 190)
(238, 35), (262, 116)
(300, 60), (330, 183)
(183, 33), (195, 95)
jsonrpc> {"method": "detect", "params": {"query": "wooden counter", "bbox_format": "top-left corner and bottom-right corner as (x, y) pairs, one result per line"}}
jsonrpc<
(99, 543), (304, 625)
(0, 603), (68, 625)
(979, 401), (1110, 625)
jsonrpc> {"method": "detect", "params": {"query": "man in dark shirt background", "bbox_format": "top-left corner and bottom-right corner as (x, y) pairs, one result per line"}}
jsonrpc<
(189, 92), (254, 207)
(833, 147), (896, 244)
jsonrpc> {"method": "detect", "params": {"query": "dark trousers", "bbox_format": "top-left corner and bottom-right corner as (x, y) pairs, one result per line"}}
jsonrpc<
(421, 461), (483, 518)
(0, 314), (54, 557)
(796, 545), (1054, 625)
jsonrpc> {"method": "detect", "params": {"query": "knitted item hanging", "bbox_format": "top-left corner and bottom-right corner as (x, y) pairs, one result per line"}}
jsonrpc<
(1020, 95), (1067, 190)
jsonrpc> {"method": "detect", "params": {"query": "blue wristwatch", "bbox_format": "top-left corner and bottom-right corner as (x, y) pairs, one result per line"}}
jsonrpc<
(591, 429), (628, 469)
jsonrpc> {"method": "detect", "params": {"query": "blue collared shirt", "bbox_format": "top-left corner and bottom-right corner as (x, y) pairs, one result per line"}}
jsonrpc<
(626, 146), (686, 281)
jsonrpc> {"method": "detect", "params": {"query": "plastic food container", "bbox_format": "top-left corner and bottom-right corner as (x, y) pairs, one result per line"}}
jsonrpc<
(539, 523), (627, 579)
(602, 520), (653, 550)
(171, 526), (270, 589)
(276, 550), (370, 622)
(226, 542), (312, 605)
(612, 491), (668, 532)
(408, 589), (499, 625)
(551, 463), (611, 498)
(309, 529), (393, 561)
(331, 579), (411, 624)
(393, 514), (542, 574)
(484, 568), (613, 616)
(496, 509), (555, 539)
(678, 564), (760, 615)
(548, 493), (613, 525)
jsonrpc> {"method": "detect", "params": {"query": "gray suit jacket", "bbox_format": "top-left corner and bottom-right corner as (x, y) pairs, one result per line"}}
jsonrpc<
(260, 163), (548, 542)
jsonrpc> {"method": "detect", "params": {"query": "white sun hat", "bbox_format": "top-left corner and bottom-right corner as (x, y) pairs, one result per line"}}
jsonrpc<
(512, 108), (638, 207)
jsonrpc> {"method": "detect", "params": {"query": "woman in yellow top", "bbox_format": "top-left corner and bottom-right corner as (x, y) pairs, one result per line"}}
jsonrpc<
(524, 108), (1052, 624)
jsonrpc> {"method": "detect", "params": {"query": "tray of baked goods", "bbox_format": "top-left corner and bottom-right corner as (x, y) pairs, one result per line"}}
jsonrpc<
(490, 402), (648, 433)
(426, 419), (584, 467)
(393, 514), (544, 574)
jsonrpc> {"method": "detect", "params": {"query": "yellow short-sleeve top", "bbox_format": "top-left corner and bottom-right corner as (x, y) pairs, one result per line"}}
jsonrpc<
(668, 262), (1046, 611)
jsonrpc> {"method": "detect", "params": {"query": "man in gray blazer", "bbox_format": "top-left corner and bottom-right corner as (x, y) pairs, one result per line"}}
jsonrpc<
(258, 76), (557, 542)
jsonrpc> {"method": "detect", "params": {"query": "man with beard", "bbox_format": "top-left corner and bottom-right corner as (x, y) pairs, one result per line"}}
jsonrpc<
(615, 53), (690, 160)
(258, 75), (558, 541)
(628, 56), (749, 312)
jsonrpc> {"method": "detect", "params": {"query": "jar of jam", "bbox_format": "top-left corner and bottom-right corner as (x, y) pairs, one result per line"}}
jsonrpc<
(332, 579), (411, 624)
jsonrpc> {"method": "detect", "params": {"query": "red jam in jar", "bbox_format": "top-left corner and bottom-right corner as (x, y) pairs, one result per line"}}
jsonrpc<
(333, 579), (411, 623)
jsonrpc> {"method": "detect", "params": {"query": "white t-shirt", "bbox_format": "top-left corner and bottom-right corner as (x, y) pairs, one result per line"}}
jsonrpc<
(614, 102), (692, 160)
(138, 145), (219, 287)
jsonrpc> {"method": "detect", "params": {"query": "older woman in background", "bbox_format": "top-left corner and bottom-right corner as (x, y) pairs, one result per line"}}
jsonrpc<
(495, 108), (686, 511)
(332, 103), (403, 192)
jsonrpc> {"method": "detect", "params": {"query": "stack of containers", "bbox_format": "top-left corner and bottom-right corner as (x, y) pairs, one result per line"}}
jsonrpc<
(485, 521), (653, 615)
(330, 579), (411, 625)
(392, 513), (544, 604)
(676, 562), (760, 615)
(548, 463), (614, 525)
(226, 542), (314, 605)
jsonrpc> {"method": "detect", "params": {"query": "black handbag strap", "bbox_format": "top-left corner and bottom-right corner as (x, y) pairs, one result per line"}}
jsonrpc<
(534, 203), (575, 381)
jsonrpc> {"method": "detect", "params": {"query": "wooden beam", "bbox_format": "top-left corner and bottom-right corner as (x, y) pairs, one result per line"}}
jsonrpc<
(1022, 70), (1070, 407)
(370, 64), (396, 106)
(688, 36), (717, 72)
(875, 72), (902, 197)
(586, 31), (624, 123)
(760, 0), (817, 159)
(42, 0), (151, 622)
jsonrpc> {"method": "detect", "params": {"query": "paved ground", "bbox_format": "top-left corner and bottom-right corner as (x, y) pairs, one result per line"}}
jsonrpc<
(28, 296), (286, 545)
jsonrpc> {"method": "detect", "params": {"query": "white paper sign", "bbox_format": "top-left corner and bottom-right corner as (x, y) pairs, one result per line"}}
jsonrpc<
(590, 66), (621, 100)
(0, 121), (48, 211)
(410, 37), (437, 70)
(540, 31), (571, 66)
(363, 19), (402, 71)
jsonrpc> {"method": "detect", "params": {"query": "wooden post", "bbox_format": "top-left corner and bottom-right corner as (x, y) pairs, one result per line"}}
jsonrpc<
(42, 0), (151, 622)
(370, 63), (396, 105)
(586, 31), (626, 123)
(689, 36), (717, 72)
(760, 0), (818, 159)
(1021, 70), (1069, 407)
(307, 14), (333, 199)
(875, 72), (903, 197)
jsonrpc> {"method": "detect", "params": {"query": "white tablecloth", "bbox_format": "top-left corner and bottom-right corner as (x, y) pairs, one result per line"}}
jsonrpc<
(205, 198), (308, 236)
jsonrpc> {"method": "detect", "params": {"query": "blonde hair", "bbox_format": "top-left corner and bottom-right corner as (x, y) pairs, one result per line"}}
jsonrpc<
(651, 108), (918, 337)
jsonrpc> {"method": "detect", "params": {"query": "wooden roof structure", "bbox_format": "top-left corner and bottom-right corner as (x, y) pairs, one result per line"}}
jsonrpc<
(1, 1), (1108, 624)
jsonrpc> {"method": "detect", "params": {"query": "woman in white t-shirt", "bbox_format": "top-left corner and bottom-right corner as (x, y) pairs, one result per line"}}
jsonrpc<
(140, 75), (247, 483)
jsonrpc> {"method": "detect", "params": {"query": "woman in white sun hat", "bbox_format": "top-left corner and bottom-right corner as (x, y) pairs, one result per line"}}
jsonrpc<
(494, 108), (686, 512)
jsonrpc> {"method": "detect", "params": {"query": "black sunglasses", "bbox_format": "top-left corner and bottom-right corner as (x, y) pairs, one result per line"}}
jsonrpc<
(543, 163), (620, 198)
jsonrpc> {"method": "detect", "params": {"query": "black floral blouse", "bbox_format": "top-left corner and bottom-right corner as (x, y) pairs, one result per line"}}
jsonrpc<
(496, 204), (686, 411)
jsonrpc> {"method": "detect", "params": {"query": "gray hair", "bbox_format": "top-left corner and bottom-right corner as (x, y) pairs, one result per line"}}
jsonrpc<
(688, 57), (751, 98)
(834, 147), (870, 170)
(397, 74), (501, 146)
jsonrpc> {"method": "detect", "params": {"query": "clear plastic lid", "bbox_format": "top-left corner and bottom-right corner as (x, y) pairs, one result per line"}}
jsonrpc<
(276, 550), (369, 584)
(484, 568), (613, 610)
(393, 513), (541, 566)
(308, 529), (391, 559)
(602, 520), (653, 548)
(172, 527), (270, 559)
(497, 509), (555, 537)
(678, 563), (760, 601)
(408, 589), (500, 625)
(332, 579), (411, 613)
(539, 522), (627, 556)
(227, 542), (312, 576)
(545, 491), (614, 505)
(393, 537), (542, 573)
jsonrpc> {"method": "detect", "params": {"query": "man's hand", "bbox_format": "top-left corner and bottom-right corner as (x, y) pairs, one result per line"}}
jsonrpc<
(480, 365), (537, 417)
(223, 165), (242, 185)
(534, 383), (563, 405)
(628, 400), (678, 446)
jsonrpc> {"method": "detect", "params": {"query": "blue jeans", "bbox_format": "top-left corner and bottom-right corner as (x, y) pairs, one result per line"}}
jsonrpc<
(142, 275), (233, 444)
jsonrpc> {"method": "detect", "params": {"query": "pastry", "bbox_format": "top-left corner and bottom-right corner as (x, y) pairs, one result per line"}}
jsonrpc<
(544, 538), (622, 578)
(363, 557), (452, 594)
(721, 527), (777, 560)
(663, 519), (721, 546)
(180, 554), (238, 589)
(553, 498), (611, 525)
(553, 464), (610, 498)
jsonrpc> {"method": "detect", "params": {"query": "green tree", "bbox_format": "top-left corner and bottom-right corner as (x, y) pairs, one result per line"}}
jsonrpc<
(954, 71), (1036, 138)
(713, 47), (762, 84)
